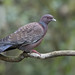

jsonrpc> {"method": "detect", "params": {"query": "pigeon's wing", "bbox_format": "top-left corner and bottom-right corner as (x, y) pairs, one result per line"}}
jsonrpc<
(0, 22), (44, 51)
(9, 22), (44, 45)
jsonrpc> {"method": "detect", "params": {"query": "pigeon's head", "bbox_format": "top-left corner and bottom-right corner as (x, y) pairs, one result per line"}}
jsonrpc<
(40, 14), (56, 25)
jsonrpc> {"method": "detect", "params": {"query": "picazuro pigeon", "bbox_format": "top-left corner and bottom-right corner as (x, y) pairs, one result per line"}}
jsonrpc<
(0, 14), (56, 54)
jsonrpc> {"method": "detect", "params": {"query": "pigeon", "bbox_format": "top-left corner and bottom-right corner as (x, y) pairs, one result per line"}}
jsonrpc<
(0, 14), (56, 54)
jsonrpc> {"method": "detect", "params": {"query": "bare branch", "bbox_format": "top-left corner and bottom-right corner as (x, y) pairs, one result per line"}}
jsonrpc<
(29, 50), (75, 59)
(0, 50), (75, 62)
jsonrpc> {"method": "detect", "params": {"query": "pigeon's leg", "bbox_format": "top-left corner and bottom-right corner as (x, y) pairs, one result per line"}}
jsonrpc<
(31, 49), (41, 56)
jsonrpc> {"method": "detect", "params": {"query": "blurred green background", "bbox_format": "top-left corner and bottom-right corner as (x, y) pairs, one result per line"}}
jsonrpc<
(0, 0), (75, 75)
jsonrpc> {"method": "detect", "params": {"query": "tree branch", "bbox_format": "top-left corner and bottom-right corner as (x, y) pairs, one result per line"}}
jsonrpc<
(0, 50), (75, 62)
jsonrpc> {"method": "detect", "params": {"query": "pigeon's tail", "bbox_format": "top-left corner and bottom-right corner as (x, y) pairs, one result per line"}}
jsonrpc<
(0, 44), (12, 53)
(0, 36), (12, 53)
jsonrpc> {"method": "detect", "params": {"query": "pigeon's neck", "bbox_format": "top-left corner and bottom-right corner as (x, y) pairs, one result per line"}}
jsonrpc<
(39, 21), (48, 33)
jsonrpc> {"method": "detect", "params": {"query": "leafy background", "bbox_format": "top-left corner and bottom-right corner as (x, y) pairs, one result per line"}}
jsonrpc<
(0, 0), (75, 75)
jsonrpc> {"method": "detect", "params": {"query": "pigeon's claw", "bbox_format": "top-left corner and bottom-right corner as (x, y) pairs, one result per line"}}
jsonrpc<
(31, 50), (41, 56)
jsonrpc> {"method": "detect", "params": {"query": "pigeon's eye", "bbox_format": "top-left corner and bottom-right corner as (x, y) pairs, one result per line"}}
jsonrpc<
(50, 17), (53, 19)
(47, 17), (50, 19)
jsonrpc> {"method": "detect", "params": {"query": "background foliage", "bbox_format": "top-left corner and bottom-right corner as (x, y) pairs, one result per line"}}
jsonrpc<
(0, 0), (75, 75)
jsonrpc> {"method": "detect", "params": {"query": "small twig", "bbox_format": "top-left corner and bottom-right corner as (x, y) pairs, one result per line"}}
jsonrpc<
(0, 50), (75, 62)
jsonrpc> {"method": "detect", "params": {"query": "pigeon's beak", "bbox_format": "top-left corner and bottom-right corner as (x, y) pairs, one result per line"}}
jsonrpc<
(52, 18), (56, 21)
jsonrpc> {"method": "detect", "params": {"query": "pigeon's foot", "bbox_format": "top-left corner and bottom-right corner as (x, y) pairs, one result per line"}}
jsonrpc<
(31, 50), (41, 56)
